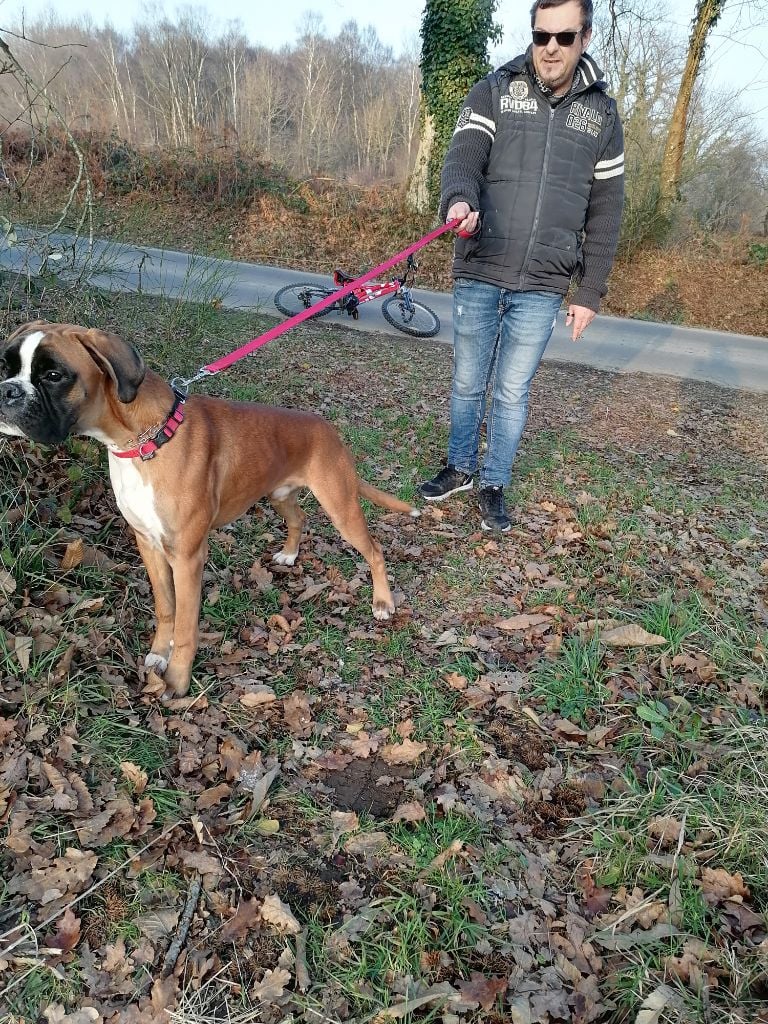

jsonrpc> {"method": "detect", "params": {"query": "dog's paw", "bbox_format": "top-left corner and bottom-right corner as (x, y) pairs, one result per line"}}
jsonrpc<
(145, 652), (169, 674)
(409, 508), (422, 518)
(372, 602), (394, 621)
(272, 550), (298, 566)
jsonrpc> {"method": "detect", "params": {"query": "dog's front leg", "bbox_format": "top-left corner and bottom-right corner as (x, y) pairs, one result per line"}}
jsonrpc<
(135, 534), (176, 674)
(162, 544), (207, 696)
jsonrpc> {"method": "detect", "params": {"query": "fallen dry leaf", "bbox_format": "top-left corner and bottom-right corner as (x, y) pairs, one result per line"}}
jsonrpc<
(391, 801), (427, 823)
(496, 612), (552, 631)
(120, 761), (148, 795)
(251, 967), (292, 1002)
(701, 867), (750, 902)
(260, 893), (301, 935)
(195, 783), (232, 810)
(381, 738), (427, 765)
(601, 624), (668, 647)
(220, 897), (262, 943)
(44, 1005), (101, 1024)
(60, 538), (84, 570)
(456, 972), (508, 1009)
(239, 685), (277, 707)
(45, 908), (81, 953)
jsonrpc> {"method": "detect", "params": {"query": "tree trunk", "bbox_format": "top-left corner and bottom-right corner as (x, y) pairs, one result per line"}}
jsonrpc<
(407, 106), (434, 214)
(658, 0), (724, 225)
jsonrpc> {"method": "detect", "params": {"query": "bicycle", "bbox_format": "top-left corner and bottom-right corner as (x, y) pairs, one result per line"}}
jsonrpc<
(273, 253), (441, 338)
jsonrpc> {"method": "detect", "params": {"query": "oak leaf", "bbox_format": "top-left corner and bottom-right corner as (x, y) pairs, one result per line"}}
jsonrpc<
(392, 801), (427, 823)
(120, 761), (148, 794)
(381, 738), (427, 765)
(60, 539), (84, 570)
(220, 897), (261, 943)
(46, 908), (82, 953)
(260, 893), (301, 934)
(195, 783), (231, 810)
(44, 1006), (101, 1024)
(701, 867), (749, 902)
(239, 685), (277, 707)
(457, 972), (508, 1009)
(252, 967), (292, 1002)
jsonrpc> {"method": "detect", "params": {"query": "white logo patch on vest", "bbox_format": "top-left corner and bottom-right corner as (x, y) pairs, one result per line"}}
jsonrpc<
(455, 107), (473, 129)
(566, 101), (603, 137)
(501, 79), (537, 114)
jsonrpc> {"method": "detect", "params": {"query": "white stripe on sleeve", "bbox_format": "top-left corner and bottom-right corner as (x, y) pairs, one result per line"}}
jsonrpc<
(595, 152), (624, 171)
(594, 164), (624, 180)
(454, 123), (495, 141)
(469, 112), (496, 131)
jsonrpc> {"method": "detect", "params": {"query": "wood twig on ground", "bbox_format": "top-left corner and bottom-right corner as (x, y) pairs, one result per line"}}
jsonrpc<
(162, 875), (202, 977)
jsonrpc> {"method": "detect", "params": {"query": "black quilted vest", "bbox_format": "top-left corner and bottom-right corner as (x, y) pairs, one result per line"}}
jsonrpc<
(453, 54), (619, 295)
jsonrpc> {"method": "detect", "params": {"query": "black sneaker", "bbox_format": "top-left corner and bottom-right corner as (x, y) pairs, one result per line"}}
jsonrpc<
(478, 485), (511, 533)
(419, 464), (474, 501)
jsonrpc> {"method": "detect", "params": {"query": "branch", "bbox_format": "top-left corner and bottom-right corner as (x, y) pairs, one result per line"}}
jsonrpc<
(0, 31), (94, 259)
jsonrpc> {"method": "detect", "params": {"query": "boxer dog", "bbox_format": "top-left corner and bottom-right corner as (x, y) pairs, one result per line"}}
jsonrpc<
(0, 321), (417, 696)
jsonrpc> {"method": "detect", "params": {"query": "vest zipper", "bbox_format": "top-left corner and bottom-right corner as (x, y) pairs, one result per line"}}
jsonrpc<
(520, 104), (556, 288)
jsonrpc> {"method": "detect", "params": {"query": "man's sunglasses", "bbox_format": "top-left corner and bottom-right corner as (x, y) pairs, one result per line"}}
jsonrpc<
(532, 29), (582, 46)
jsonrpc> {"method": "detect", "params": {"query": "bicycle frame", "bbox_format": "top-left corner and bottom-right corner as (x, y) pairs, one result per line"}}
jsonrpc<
(331, 256), (419, 318)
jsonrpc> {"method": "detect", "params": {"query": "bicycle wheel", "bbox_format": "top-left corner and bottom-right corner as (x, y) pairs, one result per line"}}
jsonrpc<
(274, 283), (336, 319)
(381, 295), (440, 338)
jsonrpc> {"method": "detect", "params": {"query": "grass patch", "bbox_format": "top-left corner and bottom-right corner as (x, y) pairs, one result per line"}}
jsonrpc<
(531, 634), (611, 724)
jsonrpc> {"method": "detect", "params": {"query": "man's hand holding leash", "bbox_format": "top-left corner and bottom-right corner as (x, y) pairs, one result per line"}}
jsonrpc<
(447, 201), (479, 238)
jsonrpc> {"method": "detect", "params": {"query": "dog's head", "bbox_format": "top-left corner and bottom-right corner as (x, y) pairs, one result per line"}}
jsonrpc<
(0, 321), (146, 443)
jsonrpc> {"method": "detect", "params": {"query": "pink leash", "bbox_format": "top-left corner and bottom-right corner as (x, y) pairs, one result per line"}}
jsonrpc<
(183, 218), (460, 383)
(114, 219), (459, 460)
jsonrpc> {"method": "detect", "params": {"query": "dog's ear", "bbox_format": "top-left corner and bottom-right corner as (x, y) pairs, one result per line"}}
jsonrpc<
(74, 327), (146, 403)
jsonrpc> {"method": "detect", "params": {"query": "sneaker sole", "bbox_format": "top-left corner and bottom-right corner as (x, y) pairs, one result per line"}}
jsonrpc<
(481, 519), (512, 533)
(420, 480), (474, 502)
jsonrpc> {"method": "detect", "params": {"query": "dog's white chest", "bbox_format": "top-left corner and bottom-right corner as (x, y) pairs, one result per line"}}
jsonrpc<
(108, 455), (166, 549)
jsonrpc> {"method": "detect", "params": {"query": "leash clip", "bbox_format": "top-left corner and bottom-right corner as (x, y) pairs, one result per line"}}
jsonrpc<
(170, 367), (213, 397)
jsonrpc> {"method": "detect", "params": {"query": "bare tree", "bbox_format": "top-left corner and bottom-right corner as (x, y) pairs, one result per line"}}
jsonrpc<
(657, 0), (725, 225)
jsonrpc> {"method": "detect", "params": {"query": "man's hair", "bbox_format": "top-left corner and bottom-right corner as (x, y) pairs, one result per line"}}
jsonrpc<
(529, 0), (593, 32)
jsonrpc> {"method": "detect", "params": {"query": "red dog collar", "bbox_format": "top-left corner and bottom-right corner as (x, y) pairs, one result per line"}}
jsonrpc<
(112, 387), (186, 461)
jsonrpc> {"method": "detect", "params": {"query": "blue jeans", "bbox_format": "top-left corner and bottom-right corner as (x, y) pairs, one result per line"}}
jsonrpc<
(448, 279), (561, 487)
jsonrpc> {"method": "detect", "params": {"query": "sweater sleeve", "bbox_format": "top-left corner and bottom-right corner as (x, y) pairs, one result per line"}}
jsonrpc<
(438, 77), (495, 222)
(571, 103), (625, 311)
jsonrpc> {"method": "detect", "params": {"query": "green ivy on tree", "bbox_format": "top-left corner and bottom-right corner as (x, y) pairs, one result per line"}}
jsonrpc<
(410, 0), (501, 212)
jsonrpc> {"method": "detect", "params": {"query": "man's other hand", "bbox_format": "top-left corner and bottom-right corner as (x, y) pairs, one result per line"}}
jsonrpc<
(565, 304), (595, 341)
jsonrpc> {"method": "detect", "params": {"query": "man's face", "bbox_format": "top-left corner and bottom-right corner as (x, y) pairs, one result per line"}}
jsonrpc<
(531, 0), (592, 96)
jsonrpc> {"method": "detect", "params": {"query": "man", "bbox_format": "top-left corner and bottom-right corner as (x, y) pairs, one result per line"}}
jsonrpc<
(419, 0), (624, 533)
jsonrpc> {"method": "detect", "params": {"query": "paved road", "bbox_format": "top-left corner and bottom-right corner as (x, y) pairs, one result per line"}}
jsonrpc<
(3, 230), (767, 392)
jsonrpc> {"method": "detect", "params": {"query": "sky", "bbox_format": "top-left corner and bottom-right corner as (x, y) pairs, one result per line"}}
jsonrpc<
(1, 0), (767, 137)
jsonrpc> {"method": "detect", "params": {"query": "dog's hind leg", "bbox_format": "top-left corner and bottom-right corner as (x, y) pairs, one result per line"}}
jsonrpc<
(135, 533), (176, 674)
(269, 488), (306, 566)
(310, 478), (395, 620)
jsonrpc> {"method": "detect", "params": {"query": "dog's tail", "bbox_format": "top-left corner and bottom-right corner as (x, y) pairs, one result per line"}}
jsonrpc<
(359, 480), (420, 517)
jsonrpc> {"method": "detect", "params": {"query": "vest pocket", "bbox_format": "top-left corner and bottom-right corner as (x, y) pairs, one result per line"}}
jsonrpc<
(534, 227), (579, 276)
